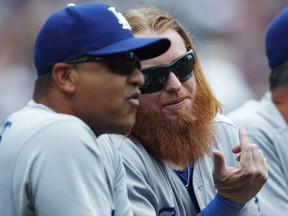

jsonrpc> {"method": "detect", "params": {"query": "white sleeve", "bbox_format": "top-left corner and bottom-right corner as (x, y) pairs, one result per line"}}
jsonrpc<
(25, 120), (113, 215)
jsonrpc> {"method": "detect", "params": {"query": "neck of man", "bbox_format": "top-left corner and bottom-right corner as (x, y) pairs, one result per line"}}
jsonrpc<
(272, 87), (288, 123)
(167, 161), (190, 170)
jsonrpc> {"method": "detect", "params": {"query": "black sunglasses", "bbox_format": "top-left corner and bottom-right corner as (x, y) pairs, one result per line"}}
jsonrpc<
(140, 49), (195, 94)
(47, 52), (141, 75)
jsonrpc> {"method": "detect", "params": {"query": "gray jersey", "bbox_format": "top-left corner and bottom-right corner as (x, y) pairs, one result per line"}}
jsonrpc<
(228, 92), (288, 216)
(0, 100), (132, 216)
(98, 113), (260, 216)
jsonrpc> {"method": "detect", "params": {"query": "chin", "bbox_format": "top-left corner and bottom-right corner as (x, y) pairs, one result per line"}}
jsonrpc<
(163, 107), (192, 119)
(122, 118), (135, 131)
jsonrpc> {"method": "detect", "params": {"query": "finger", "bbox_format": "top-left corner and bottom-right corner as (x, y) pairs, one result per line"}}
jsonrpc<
(212, 150), (226, 178)
(231, 144), (241, 154)
(258, 149), (268, 169)
(260, 152), (269, 180)
(251, 145), (266, 170)
(238, 127), (253, 166)
(250, 145), (269, 183)
(239, 127), (250, 147)
(231, 144), (241, 162)
(263, 157), (268, 179)
(236, 154), (241, 162)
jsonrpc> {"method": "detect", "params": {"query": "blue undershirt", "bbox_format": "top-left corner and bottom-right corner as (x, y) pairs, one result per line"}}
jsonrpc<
(174, 166), (245, 216)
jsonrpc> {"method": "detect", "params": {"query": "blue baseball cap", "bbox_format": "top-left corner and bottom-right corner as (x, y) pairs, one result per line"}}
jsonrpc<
(34, 2), (171, 76)
(265, 7), (288, 68)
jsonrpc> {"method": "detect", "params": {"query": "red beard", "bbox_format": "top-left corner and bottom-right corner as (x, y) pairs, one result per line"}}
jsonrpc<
(131, 91), (216, 167)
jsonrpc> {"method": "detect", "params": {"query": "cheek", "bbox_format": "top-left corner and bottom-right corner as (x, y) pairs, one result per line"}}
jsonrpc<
(183, 77), (196, 96)
(98, 74), (126, 94)
(84, 76), (126, 109)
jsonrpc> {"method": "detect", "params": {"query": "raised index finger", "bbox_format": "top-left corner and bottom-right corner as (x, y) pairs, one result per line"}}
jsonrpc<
(238, 127), (252, 164)
(239, 127), (249, 147)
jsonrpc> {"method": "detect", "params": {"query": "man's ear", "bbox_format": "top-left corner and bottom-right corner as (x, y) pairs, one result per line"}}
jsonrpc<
(51, 63), (77, 94)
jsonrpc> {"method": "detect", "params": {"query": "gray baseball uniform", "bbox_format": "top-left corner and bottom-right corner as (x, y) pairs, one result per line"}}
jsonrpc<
(98, 113), (261, 216)
(0, 100), (132, 216)
(228, 92), (288, 216)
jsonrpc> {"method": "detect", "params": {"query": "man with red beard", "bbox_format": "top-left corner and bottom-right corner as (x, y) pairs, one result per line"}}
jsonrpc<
(99, 6), (268, 216)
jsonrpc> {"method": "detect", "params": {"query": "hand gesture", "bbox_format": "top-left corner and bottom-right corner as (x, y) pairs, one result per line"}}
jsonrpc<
(212, 127), (268, 204)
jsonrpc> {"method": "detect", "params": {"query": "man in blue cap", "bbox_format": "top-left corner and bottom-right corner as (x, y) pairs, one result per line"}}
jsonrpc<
(0, 2), (170, 215)
(228, 7), (288, 216)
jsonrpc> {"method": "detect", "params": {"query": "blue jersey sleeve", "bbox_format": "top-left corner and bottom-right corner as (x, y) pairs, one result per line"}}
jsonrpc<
(198, 193), (245, 216)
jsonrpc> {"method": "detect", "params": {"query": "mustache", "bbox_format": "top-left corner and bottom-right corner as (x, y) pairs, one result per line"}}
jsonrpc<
(158, 92), (194, 107)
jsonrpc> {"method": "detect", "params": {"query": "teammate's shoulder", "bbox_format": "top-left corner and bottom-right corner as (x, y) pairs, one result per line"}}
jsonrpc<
(98, 134), (133, 150)
(11, 101), (93, 138)
(31, 113), (90, 137)
(12, 100), (85, 124)
(98, 134), (148, 160)
(213, 113), (237, 129)
(212, 113), (239, 140)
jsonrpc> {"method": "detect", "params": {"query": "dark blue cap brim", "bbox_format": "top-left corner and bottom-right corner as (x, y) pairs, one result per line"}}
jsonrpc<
(86, 37), (171, 60)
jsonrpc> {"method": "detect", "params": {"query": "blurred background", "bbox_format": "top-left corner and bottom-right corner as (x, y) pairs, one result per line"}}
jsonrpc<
(0, 0), (287, 124)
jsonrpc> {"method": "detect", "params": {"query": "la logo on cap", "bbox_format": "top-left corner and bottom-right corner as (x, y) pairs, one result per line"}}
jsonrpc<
(67, 3), (76, 7)
(108, 7), (131, 30)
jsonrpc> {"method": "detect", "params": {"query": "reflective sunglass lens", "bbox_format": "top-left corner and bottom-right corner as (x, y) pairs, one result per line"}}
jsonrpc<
(105, 52), (140, 75)
(140, 49), (194, 94)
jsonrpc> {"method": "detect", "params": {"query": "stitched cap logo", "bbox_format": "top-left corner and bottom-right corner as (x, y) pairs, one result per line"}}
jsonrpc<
(108, 7), (131, 30)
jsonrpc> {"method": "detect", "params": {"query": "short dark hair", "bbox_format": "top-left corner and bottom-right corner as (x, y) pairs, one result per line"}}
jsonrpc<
(33, 56), (88, 100)
(33, 71), (54, 100)
(269, 61), (288, 91)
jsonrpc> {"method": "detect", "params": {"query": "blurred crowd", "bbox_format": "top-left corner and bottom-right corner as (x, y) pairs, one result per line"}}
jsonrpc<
(0, 0), (287, 124)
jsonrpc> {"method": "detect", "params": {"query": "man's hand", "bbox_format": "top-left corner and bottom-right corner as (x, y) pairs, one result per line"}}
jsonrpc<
(212, 127), (268, 204)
